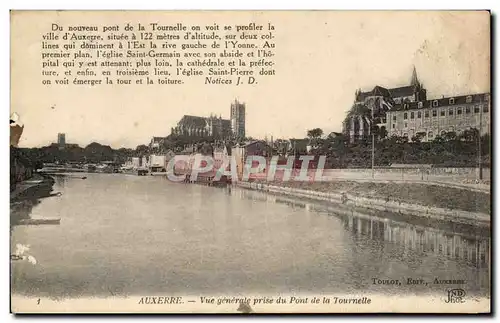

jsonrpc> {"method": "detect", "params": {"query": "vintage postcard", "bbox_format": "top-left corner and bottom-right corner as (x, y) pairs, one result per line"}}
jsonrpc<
(10, 10), (490, 314)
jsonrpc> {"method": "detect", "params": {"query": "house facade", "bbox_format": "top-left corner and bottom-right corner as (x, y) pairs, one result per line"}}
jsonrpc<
(386, 93), (490, 141)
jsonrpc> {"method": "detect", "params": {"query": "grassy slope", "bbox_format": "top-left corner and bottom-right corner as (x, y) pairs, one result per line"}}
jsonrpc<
(264, 180), (490, 214)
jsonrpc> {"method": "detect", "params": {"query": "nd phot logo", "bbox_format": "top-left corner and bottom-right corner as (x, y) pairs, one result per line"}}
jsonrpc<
(445, 289), (466, 304)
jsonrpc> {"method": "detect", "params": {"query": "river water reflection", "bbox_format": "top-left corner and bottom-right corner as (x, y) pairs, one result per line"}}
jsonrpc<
(11, 173), (490, 299)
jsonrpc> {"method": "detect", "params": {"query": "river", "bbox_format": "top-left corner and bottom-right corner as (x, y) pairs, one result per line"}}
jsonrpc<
(11, 173), (490, 300)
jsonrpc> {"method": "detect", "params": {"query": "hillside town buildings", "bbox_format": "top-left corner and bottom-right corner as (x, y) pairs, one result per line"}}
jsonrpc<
(343, 67), (490, 143)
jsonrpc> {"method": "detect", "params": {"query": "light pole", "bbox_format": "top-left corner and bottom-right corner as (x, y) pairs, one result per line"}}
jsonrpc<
(478, 98), (487, 180)
(371, 105), (375, 179)
(370, 108), (375, 178)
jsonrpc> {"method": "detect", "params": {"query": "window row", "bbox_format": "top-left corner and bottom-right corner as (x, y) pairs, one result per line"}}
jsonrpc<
(430, 95), (477, 107)
(395, 105), (488, 121)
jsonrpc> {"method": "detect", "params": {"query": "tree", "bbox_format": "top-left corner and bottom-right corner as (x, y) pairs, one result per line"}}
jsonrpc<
(432, 135), (445, 144)
(306, 128), (324, 152)
(84, 142), (114, 162)
(307, 128), (324, 139)
(135, 144), (149, 157)
(411, 132), (426, 143)
(377, 126), (388, 140)
(443, 131), (457, 142)
(387, 134), (408, 145)
(272, 139), (289, 155)
(459, 128), (479, 143)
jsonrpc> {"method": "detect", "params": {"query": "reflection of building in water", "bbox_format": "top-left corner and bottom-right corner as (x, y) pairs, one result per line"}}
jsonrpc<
(233, 187), (489, 269)
(54, 175), (68, 188)
(275, 197), (309, 209)
(343, 212), (490, 268)
(10, 199), (40, 227)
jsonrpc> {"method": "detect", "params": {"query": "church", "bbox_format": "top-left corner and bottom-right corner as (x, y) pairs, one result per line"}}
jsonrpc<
(171, 114), (232, 140)
(343, 67), (490, 143)
(343, 67), (427, 143)
(170, 99), (246, 141)
(343, 66), (426, 143)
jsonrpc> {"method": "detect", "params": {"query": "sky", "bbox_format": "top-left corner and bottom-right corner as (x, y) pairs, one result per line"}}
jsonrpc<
(11, 11), (490, 149)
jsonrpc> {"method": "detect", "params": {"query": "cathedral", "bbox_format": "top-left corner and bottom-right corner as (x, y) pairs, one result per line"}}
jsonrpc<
(171, 114), (232, 140)
(170, 99), (246, 141)
(343, 66), (490, 143)
(343, 67), (426, 143)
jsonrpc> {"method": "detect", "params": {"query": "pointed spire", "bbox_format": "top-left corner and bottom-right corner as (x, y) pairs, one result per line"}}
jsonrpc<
(411, 65), (419, 86)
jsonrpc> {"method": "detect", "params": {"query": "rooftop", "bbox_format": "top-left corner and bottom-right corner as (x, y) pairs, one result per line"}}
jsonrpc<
(355, 66), (422, 102)
(389, 93), (490, 111)
(178, 115), (231, 128)
(178, 115), (208, 128)
(356, 85), (417, 102)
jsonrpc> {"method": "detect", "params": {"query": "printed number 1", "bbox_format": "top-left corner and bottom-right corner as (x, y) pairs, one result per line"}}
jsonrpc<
(37, 299), (40, 305)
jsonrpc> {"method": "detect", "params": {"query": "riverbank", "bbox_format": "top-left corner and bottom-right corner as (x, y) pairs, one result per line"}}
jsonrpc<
(10, 172), (57, 226)
(10, 173), (55, 202)
(236, 180), (490, 227)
